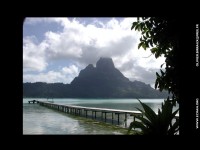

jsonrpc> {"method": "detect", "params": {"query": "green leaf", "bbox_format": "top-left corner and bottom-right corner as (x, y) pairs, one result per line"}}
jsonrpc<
(142, 43), (146, 50)
(146, 32), (149, 37)
(160, 63), (165, 68)
(141, 23), (144, 31)
(158, 108), (161, 116)
(138, 24), (142, 31)
(156, 72), (160, 78)
(137, 99), (157, 123)
(143, 35), (147, 40)
(155, 80), (158, 89)
(150, 40), (153, 47)
(131, 22), (138, 30)
(160, 100), (173, 123)
(146, 42), (149, 48)
(129, 121), (147, 132)
(138, 42), (143, 49)
(136, 107), (144, 114)
(150, 48), (157, 53)
(143, 27), (148, 33)
(168, 118), (179, 135)
(160, 69), (165, 76)
(135, 24), (140, 31)
(155, 51), (160, 58)
(172, 109), (179, 118)
(134, 115), (153, 127)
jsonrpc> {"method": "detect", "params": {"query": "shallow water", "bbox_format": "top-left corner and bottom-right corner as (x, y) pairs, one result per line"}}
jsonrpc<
(23, 98), (179, 134)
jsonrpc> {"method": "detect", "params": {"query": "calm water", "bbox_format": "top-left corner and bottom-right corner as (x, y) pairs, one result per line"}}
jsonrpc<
(23, 98), (179, 135)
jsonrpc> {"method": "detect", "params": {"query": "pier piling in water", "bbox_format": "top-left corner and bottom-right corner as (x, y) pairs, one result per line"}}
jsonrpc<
(32, 100), (179, 128)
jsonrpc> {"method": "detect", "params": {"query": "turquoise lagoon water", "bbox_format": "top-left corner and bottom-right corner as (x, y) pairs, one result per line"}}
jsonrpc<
(23, 98), (179, 135)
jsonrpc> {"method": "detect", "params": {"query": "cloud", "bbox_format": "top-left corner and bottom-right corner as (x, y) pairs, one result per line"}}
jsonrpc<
(23, 71), (65, 83)
(113, 52), (165, 87)
(44, 31), (83, 60)
(127, 66), (159, 87)
(23, 17), (166, 88)
(62, 65), (79, 75)
(24, 17), (140, 66)
(23, 36), (48, 72)
(23, 65), (79, 84)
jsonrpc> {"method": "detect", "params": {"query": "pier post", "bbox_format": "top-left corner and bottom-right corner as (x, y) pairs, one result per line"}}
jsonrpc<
(118, 114), (120, 125)
(125, 113), (127, 128)
(79, 109), (81, 116)
(115, 113), (120, 125)
(112, 113), (114, 124)
(85, 110), (88, 118)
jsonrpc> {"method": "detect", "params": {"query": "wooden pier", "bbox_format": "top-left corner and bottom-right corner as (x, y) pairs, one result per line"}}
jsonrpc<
(34, 100), (143, 127)
(32, 100), (179, 128)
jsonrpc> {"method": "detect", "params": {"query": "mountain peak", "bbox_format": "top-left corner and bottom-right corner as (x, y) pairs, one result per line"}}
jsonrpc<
(96, 57), (115, 69)
(24, 57), (169, 98)
(86, 64), (94, 69)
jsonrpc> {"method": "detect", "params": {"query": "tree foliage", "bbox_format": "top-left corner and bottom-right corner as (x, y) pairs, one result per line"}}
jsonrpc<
(128, 99), (179, 135)
(128, 17), (180, 135)
(131, 17), (180, 105)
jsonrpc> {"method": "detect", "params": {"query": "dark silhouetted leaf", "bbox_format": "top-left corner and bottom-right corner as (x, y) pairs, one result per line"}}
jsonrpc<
(137, 99), (157, 123)
(129, 121), (147, 132)
(156, 72), (160, 78)
(150, 47), (157, 53)
(142, 43), (146, 50)
(160, 69), (164, 76)
(131, 22), (138, 30)
(138, 42), (143, 49)
(160, 63), (165, 68)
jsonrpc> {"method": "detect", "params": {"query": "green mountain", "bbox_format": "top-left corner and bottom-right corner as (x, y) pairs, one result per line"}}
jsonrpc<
(23, 57), (169, 98)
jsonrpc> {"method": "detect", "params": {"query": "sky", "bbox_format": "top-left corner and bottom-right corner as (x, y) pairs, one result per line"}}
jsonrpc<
(23, 17), (165, 88)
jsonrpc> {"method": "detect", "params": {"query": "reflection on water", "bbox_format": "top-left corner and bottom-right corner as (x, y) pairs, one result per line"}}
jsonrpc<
(23, 103), (128, 134)
(23, 98), (179, 134)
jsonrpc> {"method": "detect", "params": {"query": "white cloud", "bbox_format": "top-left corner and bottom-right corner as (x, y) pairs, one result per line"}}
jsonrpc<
(44, 31), (83, 59)
(23, 71), (64, 83)
(23, 36), (48, 72)
(23, 65), (79, 84)
(62, 65), (79, 76)
(23, 17), (166, 87)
